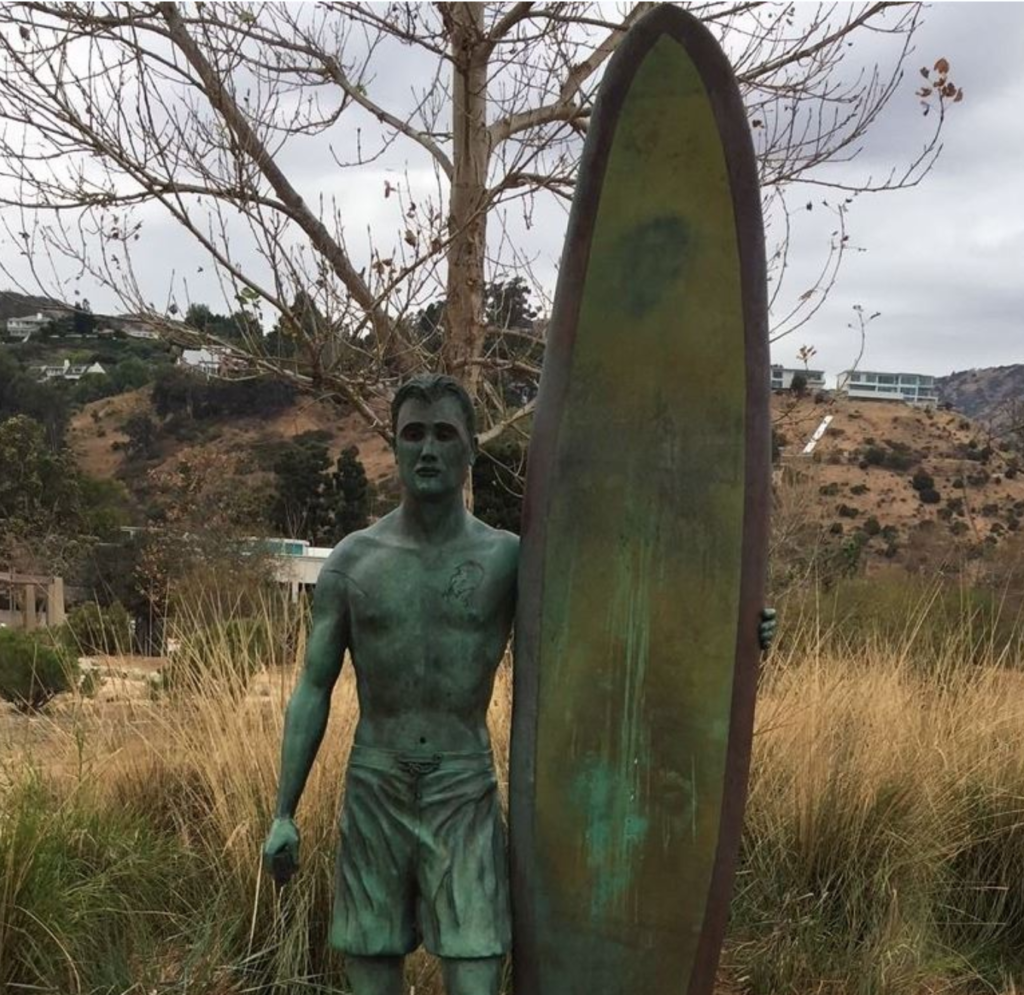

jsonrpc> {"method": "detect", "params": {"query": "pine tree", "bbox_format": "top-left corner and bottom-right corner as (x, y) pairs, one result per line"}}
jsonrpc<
(331, 445), (371, 539)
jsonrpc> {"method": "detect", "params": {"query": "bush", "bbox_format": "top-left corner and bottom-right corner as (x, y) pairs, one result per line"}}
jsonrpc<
(911, 469), (935, 492)
(919, 488), (942, 505)
(0, 629), (76, 711)
(111, 356), (152, 391)
(152, 365), (296, 420)
(883, 449), (917, 471)
(72, 373), (118, 406)
(64, 601), (131, 656)
(863, 516), (881, 536)
(837, 503), (860, 519)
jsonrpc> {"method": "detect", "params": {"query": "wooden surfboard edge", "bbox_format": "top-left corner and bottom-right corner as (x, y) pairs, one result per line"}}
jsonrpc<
(674, 11), (771, 995)
(510, 6), (770, 993)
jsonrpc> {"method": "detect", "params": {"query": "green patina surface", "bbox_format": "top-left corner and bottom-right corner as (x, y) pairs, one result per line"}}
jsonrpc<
(532, 32), (746, 991)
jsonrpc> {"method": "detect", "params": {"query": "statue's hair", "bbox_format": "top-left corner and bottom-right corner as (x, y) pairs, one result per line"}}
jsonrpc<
(391, 374), (476, 439)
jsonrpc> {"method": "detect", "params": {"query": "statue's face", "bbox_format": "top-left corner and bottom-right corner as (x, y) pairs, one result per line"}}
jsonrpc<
(395, 394), (474, 500)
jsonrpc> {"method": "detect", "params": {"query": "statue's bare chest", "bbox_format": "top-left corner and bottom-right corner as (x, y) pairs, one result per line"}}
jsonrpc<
(346, 546), (512, 642)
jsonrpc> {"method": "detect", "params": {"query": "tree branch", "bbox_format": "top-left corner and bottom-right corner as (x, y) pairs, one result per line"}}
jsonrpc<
(156, 2), (398, 353)
(488, 2), (652, 145)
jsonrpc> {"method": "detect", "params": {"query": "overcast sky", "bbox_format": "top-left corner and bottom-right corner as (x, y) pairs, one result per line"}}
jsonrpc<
(770, 2), (1024, 384)
(1, 2), (1020, 388)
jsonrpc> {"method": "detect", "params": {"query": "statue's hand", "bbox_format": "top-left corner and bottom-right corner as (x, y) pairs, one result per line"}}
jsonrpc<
(758, 607), (777, 652)
(263, 816), (300, 887)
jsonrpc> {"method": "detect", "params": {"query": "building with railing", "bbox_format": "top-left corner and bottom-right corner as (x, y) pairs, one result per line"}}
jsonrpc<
(837, 369), (938, 405)
(770, 365), (826, 392)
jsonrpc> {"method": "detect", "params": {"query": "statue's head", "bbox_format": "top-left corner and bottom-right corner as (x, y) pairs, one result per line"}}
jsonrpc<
(391, 374), (477, 500)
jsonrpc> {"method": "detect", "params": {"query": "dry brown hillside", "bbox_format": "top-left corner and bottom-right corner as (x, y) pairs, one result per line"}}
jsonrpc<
(71, 386), (394, 484)
(772, 393), (1024, 570)
(69, 387), (397, 532)
(69, 385), (1024, 570)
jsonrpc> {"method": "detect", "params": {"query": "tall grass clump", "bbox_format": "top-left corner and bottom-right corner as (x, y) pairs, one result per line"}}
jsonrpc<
(2, 573), (1023, 994)
(727, 591), (1024, 993)
(0, 772), (197, 993)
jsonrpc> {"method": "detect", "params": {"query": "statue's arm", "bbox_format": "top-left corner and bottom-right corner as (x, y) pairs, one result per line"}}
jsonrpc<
(273, 566), (349, 819)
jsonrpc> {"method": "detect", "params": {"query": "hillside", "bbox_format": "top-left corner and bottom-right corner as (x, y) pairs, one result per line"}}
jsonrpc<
(772, 394), (1024, 571)
(69, 386), (396, 528)
(0, 289), (68, 322)
(937, 364), (1024, 438)
(65, 376), (1024, 573)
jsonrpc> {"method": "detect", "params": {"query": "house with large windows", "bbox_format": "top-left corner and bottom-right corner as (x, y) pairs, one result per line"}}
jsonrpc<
(770, 365), (826, 392)
(837, 369), (939, 406)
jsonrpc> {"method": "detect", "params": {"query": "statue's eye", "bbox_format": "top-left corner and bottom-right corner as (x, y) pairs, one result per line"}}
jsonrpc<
(436, 424), (457, 441)
(401, 425), (425, 442)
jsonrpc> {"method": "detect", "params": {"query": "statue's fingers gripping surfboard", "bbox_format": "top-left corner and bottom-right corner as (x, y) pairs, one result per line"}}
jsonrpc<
(510, 7), (768, 995)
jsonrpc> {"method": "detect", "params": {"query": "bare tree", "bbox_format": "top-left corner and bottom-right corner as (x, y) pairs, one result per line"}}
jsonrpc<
(0, 2), (961, 443)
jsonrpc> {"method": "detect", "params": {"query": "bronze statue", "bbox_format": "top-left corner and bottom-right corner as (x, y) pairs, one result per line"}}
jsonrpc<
(263, 373), (777, 995)
(264, 374), (518, 995)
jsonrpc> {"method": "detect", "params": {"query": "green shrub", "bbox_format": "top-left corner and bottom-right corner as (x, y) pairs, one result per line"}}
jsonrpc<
(911, 469), (935, 492)
(0, 629), (76, 711)
(883, 449), (917, 471)
(64, 600), (131, 656)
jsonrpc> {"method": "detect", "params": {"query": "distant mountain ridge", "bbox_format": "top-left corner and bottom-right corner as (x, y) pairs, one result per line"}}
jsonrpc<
(937, 364), (1024, 437)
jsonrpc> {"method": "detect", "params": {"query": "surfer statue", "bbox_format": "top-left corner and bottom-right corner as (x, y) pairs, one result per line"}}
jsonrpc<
(264, 374), (517, 995)
(263, 372), (777, 995)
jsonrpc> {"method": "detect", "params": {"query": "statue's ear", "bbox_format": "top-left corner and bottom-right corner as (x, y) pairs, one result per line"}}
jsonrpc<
(470, 435), (480, 465)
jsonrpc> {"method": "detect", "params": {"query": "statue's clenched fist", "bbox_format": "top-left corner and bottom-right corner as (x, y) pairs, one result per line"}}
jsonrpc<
(263, 816), (300, 887)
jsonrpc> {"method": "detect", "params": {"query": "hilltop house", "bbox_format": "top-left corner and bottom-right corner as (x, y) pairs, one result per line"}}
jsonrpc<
(103, 313), (161, 340)
(838, 369), (938, 406)
(34, 358), (107, 382)
(4, 307), (73, 341)
(176, 345), (242, 376)
(771, 365), (826, 392)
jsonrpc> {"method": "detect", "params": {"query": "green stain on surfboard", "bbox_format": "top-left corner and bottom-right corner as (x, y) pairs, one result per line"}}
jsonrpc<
(528, 30), (746, 992)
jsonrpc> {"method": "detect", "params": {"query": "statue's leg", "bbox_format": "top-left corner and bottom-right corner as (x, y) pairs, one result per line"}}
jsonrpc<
(345, 954), (405, 995)
(440, 956), (503, 995)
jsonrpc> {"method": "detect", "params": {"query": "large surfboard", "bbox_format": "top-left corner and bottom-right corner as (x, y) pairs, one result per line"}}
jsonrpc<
(510, 7), (768, 994)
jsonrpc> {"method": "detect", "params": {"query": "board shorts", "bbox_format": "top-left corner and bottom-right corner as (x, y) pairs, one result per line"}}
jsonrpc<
(331, 744), (512, 958)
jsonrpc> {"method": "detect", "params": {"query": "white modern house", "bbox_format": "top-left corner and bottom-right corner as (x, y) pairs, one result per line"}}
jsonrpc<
(838, 369), (939, 405)
(258, 538), (334, 600)
(770, 365), (826, 391)
(177, 346), (225, 375)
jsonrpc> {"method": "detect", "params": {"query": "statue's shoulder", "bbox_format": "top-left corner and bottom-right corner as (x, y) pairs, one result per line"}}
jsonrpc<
(467, 516), (520, 569)
(320, 516), (393, 582)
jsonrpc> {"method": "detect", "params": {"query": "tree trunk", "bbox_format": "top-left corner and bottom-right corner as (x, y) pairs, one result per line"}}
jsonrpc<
(444, 3), (489, 401)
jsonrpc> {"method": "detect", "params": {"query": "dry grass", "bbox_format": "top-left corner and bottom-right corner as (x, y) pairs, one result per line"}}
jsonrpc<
(2, 584), (1023, 994)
